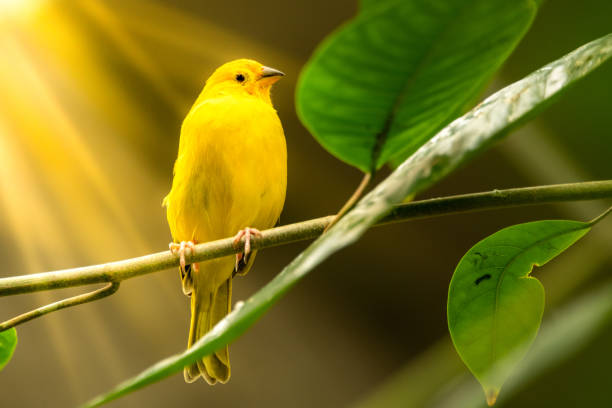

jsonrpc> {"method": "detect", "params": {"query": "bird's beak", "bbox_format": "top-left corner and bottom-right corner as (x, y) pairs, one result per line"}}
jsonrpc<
(260, 66), (285, 79)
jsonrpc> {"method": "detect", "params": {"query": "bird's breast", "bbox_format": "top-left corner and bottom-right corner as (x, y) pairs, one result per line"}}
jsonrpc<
(166, 96), (287, 243)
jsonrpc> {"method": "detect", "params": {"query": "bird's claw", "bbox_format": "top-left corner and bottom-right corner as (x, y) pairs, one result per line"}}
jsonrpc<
(169, 241), (199, 274)
(232, 227), (262, 273)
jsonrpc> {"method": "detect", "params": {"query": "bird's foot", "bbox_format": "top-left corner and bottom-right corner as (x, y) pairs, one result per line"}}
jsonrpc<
(232, 227), (262, 273)
(169, 241), (199, 277)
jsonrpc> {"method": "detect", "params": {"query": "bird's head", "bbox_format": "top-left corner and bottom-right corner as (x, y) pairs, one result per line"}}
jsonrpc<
(202, 59), (284, 105)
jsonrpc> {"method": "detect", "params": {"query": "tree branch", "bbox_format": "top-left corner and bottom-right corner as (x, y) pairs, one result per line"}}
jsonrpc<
(0, 282), (119, 331)
(0, 180), (610, 301)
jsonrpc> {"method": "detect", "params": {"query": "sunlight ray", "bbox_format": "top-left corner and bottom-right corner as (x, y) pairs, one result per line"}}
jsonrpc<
(1, 36), (148, 256)
(111, 0), (301, 81)
(0, 57), (134, 392)
(76, 0), (189, 115)
(25, 4), (167, 155)
(0, 120), (86, 400)
(1, 9), (185, 306)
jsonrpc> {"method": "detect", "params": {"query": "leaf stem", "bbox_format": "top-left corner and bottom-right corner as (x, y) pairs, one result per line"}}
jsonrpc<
(324, 172), (372, 232)
(0, 180), (610, 303)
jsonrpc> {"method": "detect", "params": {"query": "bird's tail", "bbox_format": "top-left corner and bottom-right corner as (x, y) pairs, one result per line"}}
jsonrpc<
(184, 277), (232, 384)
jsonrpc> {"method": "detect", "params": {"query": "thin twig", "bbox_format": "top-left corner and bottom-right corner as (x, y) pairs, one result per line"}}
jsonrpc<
(588, 204), (612, 226)
(324, 172), (372, 232)
(0, 180), (610, 300)
(0, 282), (120, 331)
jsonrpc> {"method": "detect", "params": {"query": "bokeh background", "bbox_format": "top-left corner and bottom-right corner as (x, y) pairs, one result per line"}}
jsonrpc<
(0, 0), (611, 407)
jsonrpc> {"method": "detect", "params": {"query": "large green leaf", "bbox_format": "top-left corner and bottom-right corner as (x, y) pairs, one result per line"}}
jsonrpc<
(296, 0), (537, 173)
(448, 220), (592, 405)
(83, 34), (612, 407)
(0, 328), (17, 372)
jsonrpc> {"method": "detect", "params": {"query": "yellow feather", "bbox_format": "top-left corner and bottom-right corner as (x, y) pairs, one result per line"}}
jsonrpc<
(164, 59), (286, 384)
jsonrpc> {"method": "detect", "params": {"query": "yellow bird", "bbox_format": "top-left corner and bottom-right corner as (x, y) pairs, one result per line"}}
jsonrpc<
(163, 59), (287, 384)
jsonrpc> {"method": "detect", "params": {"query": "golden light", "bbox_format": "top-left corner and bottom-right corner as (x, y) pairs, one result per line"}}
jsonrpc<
(0, 0), (42, 21)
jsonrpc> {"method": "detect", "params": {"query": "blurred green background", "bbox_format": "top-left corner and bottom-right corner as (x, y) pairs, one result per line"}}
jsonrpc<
(0, 0), (610, 406)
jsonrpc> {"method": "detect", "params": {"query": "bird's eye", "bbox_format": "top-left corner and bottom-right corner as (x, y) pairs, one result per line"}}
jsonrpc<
(235, 73), (245, 83)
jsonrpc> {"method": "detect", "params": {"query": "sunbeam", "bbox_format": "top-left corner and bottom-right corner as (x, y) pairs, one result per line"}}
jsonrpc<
(76, 0), (189, 115)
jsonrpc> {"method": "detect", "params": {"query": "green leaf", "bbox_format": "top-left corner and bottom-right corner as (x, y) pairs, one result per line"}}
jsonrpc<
(357, 280), (612, 408)
(441, 278), (612, 408)
(83, 34), (612, 407)
(296, 0), (537, 173)
(447, 220), (592, 405)
(0, 328), (17, 372)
